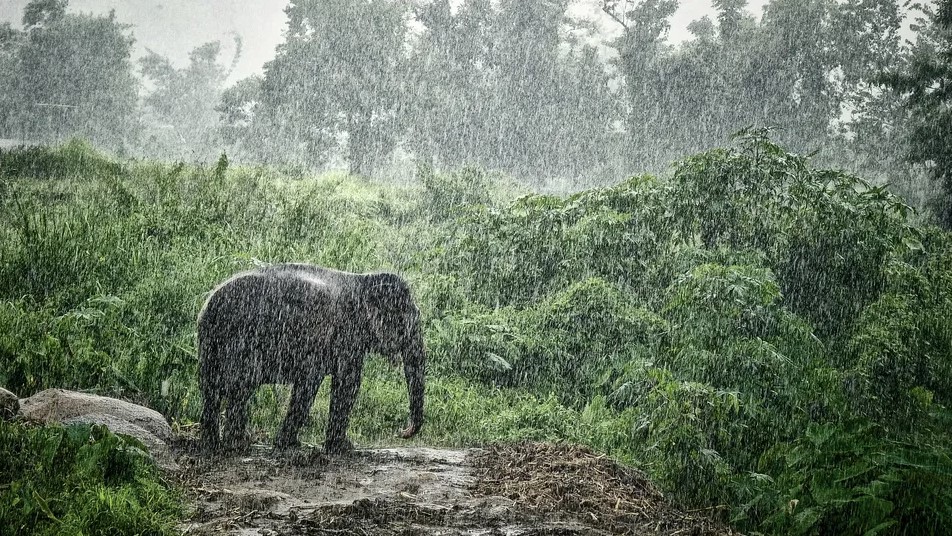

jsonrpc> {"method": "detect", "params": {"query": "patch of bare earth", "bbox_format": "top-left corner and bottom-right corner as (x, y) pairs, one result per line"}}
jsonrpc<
(173, 440), (739, 536)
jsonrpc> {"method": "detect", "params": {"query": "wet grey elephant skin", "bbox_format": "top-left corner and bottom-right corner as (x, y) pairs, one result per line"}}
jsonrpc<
(198, 263), (425, 453)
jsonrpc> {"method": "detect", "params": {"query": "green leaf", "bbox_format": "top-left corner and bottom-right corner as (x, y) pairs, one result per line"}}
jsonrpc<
(485, 352), (512, 371)
(863, 520), (898, 536)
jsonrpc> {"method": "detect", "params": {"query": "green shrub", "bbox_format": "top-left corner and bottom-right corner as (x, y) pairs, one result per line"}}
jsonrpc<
(670, 131), (916, 339)
(734, 420), (952, 535)
(426, 278), (665, 403)
(417, 164), (495, 220)
(2, 137), (952, 535)
(848, 228), (952, 425)
(434, 175), (668, 307)
(0, 139), (123, 180)
(661, 261), (820, 396)
(0, 298), (142, 399)
(0, 422), (181, 536)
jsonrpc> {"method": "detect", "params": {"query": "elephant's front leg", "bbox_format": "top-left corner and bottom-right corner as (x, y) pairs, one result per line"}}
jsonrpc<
(275, 377), (323, 449)
(325, 359), (365, 454)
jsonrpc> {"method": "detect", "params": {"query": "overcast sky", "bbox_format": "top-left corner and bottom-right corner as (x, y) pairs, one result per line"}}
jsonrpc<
(0, 0), (796, 83)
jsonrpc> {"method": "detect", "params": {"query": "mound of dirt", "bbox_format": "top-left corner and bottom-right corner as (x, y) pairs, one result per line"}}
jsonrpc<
(471, 442), (738, 535)
(174, 440), (739, 535)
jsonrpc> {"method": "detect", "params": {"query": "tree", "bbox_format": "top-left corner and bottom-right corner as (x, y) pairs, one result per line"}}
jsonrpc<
(405, 0), (498, 171)
(713, 0), (746, 40)
(139, 39), (237, 160)
(9, 0), (138, 150)
(0, 23), (23, 137)
(404, 0), (485, 173)
(552, 38), (620, 181)
(22, 0), (67, 28)
(603, 0), (905, 174)
(408, 0), (619, 181)
(601, 0), (679, 171)
(217, 74), (264, 159)
(253, 0), (408, 175)
(883, 0), (952, 228)
(491, 0), (572, 177)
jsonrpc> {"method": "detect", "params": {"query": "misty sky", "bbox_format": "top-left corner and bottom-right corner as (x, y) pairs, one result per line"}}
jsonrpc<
(0, 0), (769, 83)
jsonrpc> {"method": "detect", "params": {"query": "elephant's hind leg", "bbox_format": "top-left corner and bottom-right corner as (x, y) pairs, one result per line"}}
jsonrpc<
(200, 387), (222, 450)
(199, 339), (224, 450)
(275, 377), (324, 449)
(222, 386), (254, 451)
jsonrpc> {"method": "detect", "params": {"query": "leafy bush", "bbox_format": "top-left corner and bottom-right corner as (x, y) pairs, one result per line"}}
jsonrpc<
(435, 174), (668, 307)
(0, 139), (122, 180)
(2, 138), (951, 535)
(0, 298), (142, 399)
(417, 164), (495, 220)
(427, 278), (666, 403)
(670, 130), (917, 338)
(735, 420), (952, 535)
(848, 228), (952, 424)
(661, 260), (820, 399)
(0, 422), (181, 536)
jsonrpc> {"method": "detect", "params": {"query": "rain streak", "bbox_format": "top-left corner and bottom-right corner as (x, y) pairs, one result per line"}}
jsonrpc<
(0, 1), (950, 535)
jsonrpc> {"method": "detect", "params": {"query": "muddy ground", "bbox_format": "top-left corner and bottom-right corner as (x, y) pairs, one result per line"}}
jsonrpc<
(172, 440), (739, 536)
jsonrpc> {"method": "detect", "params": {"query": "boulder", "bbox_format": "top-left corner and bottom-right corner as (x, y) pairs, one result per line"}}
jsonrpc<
(61, 413), (179, 471)
(18, 388), (171, 441)
(0, 387), (18, 419)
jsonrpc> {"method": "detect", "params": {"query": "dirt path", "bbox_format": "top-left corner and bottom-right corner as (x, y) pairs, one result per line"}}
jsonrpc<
(174, 442), (738, 536)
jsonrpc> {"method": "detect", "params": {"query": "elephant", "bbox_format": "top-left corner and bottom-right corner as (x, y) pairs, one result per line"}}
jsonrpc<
(197, 263), (425, 453)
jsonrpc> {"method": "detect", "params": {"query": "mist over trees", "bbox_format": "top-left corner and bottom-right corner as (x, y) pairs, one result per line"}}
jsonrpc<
(0, 0), (949, 224)
(883, 0), (952, 228)
(139, 38), (238, 161)
(0, 0), (137, 149)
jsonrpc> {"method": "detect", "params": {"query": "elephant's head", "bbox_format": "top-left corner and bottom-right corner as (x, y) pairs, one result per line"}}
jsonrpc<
(362, 272), (425, 439)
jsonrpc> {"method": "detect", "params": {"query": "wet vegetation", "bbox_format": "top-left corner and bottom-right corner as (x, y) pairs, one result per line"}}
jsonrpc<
(2, 0), (952, 533)
(0, 421), (181, 535)
(1, 134), (950, 534)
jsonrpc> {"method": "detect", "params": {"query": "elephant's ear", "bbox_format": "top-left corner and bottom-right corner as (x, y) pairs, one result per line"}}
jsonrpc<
(362, 273), (412, 363)
(363, 273), (411, 304)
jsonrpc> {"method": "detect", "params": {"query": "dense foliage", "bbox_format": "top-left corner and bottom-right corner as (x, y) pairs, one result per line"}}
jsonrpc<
(0, 2), (137, 149)
(1, 136), (950, 534)
(0, 421), (181, 535)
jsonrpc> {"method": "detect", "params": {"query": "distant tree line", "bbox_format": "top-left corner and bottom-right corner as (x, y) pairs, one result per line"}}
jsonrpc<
(0, 0), (949, 226)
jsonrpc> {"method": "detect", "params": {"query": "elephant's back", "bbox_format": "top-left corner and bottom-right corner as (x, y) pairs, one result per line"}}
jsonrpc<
(200, 270), (335, 329)
(262, 263), (356, 295)
(198, 269), (341, 384)
(197, 269), (340, 373)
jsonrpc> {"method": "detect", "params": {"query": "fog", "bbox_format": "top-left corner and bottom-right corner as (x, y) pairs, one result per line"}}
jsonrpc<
(0, 0), (287, 81)
(2, 2), (952, 535)
(0, 0), (767, 80)
(0, 0), (942, 199)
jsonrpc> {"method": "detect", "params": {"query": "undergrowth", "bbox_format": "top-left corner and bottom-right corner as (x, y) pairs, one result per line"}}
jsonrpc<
(1, 137), (950, 534)
(0, 422), (181, 536)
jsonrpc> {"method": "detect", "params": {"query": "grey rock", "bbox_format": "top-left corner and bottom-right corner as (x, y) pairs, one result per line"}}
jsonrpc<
(18, 388), (171, 441)
(0, 387), (18, 419)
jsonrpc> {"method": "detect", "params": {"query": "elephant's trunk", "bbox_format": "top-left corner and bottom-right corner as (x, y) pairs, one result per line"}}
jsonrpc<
(400, 330), (425, 439)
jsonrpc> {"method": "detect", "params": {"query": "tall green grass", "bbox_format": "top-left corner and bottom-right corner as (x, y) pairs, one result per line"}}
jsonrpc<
(1, 138), (951, 534)
(0, 422), (182, 536)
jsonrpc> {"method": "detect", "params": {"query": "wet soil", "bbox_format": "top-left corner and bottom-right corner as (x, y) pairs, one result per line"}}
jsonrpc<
(173, 440), (739, 536)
